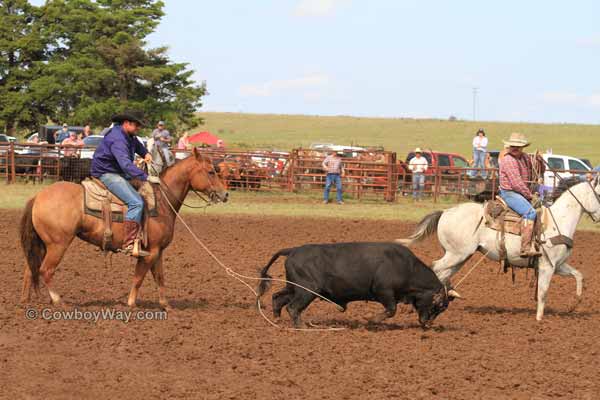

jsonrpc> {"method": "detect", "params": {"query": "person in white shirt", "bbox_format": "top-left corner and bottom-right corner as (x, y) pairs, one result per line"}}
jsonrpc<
(408, 148), (428, 200)
(471, 128), (488, 178)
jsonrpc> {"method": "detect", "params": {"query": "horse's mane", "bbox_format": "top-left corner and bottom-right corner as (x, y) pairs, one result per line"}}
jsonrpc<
(548, 177), (583, 202)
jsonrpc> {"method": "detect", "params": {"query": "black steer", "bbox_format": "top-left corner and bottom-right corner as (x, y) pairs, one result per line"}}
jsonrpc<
(256, 242), (461, 329)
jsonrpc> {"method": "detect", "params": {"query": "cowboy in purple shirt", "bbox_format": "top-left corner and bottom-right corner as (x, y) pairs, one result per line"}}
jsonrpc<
(91, 111), (157, 257)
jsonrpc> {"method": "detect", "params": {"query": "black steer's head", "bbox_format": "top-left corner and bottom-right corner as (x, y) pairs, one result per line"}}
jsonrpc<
(414, 286), (462, 329)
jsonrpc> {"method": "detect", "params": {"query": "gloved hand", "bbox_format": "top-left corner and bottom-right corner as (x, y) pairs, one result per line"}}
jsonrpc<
(531, 193), (542, 208)
(147, 176), (160, 184)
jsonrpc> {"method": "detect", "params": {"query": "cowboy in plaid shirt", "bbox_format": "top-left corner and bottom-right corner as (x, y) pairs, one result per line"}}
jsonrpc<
(498, 132), (541, 257)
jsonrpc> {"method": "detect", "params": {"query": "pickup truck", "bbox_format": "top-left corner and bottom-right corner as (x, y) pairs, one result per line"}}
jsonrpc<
(398, 150), (470, 196)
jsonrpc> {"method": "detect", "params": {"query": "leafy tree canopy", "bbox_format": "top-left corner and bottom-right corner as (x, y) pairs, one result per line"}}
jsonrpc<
(0, 0), (205, 136)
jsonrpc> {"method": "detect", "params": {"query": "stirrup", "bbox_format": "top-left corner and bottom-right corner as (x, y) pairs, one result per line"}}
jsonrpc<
(121, 241), (150, 258)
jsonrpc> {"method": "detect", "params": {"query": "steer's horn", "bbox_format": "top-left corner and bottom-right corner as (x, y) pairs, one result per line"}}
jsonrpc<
(448, 289), (463, 299)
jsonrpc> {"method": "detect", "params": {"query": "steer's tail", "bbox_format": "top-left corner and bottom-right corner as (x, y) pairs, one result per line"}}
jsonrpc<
(255, 247), (295, 306)
(396, 210), (443, 246)
(20, 197), (45, 291)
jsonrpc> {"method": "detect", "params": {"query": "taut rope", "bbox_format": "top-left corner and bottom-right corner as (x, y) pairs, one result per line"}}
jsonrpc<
(154, 176), (345, 331)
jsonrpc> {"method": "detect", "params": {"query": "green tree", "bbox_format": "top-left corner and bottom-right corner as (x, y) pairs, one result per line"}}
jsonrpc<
(0, 0), (47, 134)
(41, 0), (206, 132)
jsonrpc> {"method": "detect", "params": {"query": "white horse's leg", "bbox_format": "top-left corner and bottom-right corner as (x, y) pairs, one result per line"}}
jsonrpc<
(555, 262), (583, 297)
(432, 251), (475, 284)
(536, 260), (556, 321)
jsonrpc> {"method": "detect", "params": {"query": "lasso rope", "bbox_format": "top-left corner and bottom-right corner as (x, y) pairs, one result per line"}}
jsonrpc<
(453, 250), (491, 288)
(156, 183), (345, 331)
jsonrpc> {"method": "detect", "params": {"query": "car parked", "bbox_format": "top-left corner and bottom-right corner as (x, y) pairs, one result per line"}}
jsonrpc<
(79, 135), (147, 159)
(79, 135), (104, 159)
(542, 153), (590, 188)
(403, 150), (470, 175)
(39, 125), (85, 144)
(0, 134), (16, 143)
(398, 150), (470, 197)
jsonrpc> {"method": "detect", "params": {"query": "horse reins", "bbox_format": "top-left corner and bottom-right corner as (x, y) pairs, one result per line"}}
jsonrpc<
(147, 161), (213, 210)
(538, 157), (600, 222)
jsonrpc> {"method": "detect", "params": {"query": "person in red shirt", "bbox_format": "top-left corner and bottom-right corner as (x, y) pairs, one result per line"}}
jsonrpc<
(498, 132), (541, 257)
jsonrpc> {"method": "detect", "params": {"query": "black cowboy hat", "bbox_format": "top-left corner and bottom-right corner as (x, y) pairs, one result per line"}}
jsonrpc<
(111, 110), (146, 127)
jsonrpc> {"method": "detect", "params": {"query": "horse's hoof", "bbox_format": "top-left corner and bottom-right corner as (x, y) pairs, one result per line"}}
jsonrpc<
(568, 298), (582, 313)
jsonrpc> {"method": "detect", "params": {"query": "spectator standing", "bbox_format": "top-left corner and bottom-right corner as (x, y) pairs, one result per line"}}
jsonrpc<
(322, 151), (344, 204)
(83, 124), (92, 138)
(471, 128), (488, 178)
(55, 123), (70, 143)
(61, 131), (84, 157)
(408, 148), (428, 200)
(177, 131), (190, 150)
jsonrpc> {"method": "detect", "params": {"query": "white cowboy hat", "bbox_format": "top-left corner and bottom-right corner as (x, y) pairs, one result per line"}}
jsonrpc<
(503, 132), (530, 147)
(414, 147), (423, 153)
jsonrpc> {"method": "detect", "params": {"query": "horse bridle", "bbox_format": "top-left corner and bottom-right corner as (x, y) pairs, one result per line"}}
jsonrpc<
(540, 157), (600, 222)
(147, 161), (219, 210)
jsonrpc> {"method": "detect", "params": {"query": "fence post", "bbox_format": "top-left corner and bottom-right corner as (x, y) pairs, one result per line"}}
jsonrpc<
(288, 150), (297, 192)
(9, 142), (15, 184)
(56, 144), (61, 181)
(385, 152), (396, 202)
(433, 167), (440, 203)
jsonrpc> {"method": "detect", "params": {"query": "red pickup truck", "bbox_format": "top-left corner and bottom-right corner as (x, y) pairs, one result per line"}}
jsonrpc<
(401, 150), (470, 175)
(397, 150), (470, 196)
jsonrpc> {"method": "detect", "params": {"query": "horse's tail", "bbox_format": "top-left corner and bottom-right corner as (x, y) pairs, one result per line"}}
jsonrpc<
(396, 210), (443, 246)
(20, 197), (45, 290)
(255, 247), (295, 307)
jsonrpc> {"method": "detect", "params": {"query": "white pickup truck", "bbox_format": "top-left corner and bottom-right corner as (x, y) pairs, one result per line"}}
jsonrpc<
(542, 153), (590, 188)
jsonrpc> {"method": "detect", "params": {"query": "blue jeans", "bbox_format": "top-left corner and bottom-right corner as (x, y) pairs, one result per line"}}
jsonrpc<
(98, 173), (144, 223)
(324, 173), (343, 202)
(471, 150), (487, 178)
(412, 173), (425, 199)
(499, 190), (536, 220)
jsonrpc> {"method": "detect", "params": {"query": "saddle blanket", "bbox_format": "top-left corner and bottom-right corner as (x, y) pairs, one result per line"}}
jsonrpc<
(81, 178), (158, 222)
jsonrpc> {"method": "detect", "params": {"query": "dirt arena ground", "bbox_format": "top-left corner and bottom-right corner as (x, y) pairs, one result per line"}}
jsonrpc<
(1, 209), (599, 399)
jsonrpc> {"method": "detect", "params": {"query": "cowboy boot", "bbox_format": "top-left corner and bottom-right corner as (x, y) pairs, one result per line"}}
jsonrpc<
(520, 220), (541, 258)
(122, 221), (150, 257)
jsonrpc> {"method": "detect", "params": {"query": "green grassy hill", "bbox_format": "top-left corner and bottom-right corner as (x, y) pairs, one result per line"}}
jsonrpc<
(196, 112), (600, 164)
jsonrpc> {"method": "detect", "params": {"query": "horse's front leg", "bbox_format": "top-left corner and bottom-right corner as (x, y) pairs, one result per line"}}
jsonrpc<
(536, 259), (556, 321)
(150, 251), (170, 310)
(127, 252), (158, 308)
(555, 262), (583, 311)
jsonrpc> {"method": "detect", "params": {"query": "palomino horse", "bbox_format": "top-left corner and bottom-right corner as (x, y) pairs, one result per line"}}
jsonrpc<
(398, 177), (600, 321)
(20, 148), (228, 309)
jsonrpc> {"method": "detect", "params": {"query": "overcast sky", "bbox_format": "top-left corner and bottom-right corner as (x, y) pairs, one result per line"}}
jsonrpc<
(46, 0), (600, 124)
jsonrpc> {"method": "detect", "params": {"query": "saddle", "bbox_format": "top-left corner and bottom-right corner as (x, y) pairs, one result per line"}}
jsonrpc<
(81, 178), (159, 252)
(483, 196), (549, 235)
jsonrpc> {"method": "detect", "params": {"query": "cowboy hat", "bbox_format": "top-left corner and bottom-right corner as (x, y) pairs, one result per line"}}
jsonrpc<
(414, 147), (423, 153)
(111, 110), (146, 127)
(503, 132), (530, 148)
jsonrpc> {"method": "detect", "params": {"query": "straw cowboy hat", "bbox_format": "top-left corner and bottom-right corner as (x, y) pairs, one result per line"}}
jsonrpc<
(503, 132), (530, 148)
(414, 147), (423, 153)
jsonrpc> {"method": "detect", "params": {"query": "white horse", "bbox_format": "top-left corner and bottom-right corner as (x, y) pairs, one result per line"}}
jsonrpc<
(398, 178), (600, 321)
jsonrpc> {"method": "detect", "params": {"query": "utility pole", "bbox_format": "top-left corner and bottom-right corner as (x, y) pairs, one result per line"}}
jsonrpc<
(472, 87), (479, 121)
